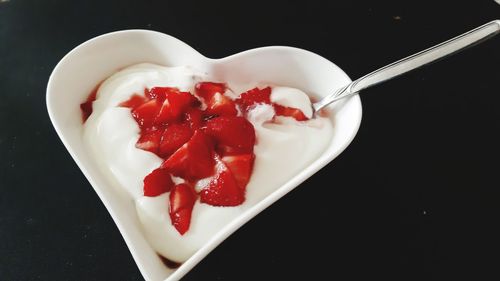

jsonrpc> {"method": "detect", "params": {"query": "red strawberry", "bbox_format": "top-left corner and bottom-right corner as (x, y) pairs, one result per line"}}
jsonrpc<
(119, 94), (148, 109)
(161, 130), (215, 180)
(203, 116), (256, 154)
(80, 101), (93, 122)
(221, 154), (255, 190)
(158, 123), (193, 158)
(169, 183), (197, 235)
(136, 128), (163, 154)
(195, 82), (226, 100)
(205, 92), (238, 117)
(155, 91), (199, 124)
(200, 157), (244, 206)
(215, 144), (252, 156)
(235, 87), (272, 113)
(143, 168), (174, 197)
(147, 87), (178, 102)
(183, 107), (204, 129)
(132, 99), (162, 129)
(80, 86), (98, 122)
(144, 88), (153, 99)
(273, 104), (309, 121)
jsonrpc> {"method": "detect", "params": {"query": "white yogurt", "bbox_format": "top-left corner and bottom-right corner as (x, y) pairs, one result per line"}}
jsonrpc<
(83, 63), (334, 262)
(270, 86), (313, 118)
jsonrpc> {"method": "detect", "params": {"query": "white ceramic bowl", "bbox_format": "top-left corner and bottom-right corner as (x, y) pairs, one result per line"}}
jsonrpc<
(46, 30), (362, 281)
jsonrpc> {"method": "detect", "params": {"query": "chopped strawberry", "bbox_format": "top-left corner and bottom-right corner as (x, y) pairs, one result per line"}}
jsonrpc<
(273, 104), (309, 121)
(200, 157), (244, 206)
(161, 130), (215, 180)
(147, 87), (179, 102)
(144, 88), (153, 99)
(136, 128), (163, 154)
(215, 144), (253, 156)
(143, 168), (174, 197)
(169, 183), (197, 235)
(155, 91), (199, 124)
(183, 108), (204, 129)
(235, 87), (272, 113)
(158, 123), (193, 158)
(205, 92), (238, 117)
(80, 85), (99, 122)
(80, 101), (93, 122)
(195, 82), (226, 100)
(203, 116), (256, 154)
(221, 154), (255, 191)
(132, 99), (162, 129)
(119, 94), (148, 109)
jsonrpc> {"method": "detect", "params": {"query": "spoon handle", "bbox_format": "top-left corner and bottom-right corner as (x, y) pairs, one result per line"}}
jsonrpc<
(313, 20), (500, 112)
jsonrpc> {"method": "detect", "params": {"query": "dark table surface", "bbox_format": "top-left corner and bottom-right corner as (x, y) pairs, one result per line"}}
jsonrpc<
(1, 0), (500, 280)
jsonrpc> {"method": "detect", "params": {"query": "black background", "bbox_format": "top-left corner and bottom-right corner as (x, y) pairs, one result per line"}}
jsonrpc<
(1, 0), (500, 280)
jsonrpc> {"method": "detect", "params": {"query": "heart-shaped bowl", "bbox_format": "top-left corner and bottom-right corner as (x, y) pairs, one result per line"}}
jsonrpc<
(46, 30), (362, 281)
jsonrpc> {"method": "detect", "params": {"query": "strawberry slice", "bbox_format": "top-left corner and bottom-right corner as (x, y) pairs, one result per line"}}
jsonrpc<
(143, 168), (174, 197)
(273, 104), (309, 121)
(205, 92), (238, 117)
(119, 94), (148, 109)
(221, 154), (255, 191)
(183, 107), (204, 130)
(155, 91), (199, 124)
(203, 116), (256, 154)
(161, 130), (215, 180)
(132, 99), (162, 129)
(235, 87), (272, 113)
(169, 183), (197, 235)
(136, 128), (163, 154)
(195, 82), (226, 100)
(158, 123), (193, 158)
(200, 157), (244, 206)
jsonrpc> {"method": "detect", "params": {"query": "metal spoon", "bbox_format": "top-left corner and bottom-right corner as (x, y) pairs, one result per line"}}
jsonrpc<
(312, 20), (500, 114)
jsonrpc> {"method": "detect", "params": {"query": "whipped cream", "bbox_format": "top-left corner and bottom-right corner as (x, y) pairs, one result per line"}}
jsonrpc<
(83, 63), (334, 262)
